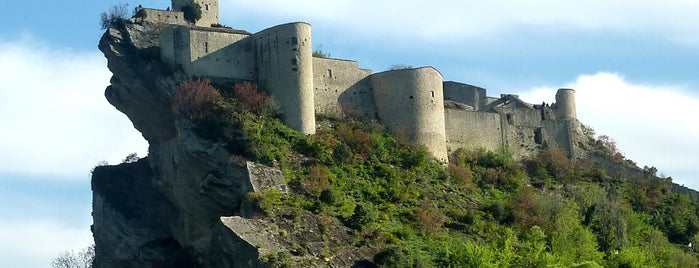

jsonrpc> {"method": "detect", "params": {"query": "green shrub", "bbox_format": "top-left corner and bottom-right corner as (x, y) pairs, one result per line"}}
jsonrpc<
(246, 190), (283, 215)
(182, 3), (202, 23)
(387, 64), (413, 71)
(319, 189), (336, 204)
(373, 247), (410, 267)
(312, 47), (330, 58)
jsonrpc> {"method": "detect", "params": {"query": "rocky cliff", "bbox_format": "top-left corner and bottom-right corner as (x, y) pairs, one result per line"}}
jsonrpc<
(93, 22), (372, 267)
(93, 19), (699, 268)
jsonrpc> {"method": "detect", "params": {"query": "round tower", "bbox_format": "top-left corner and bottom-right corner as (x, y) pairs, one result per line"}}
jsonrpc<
(555, 88), (577, 120)
(172, 0), (219, 27)
(254, 22), (316, 135)
(371, 67), (448, 162)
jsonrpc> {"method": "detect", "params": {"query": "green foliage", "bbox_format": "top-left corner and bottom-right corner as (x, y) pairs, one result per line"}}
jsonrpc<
(182, 2), (202, 23)
(312, 44), (331, 58)
(526, 147), (572, 181)
(434, 238), (497, 267)
(261, 251), (293, 268)
(373, 247), (412, 267)
(550, 201), (603, 265)
(246, 190), (283, 214)
(178, 83), (699, 266)
(654, 194), (699, 245)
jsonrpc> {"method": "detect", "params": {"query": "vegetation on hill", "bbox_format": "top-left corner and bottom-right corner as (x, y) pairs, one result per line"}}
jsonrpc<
(172, 79), (699, 267)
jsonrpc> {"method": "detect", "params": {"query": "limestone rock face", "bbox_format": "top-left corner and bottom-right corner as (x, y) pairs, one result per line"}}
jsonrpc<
(93, 23), (371, 267)
(98, 26), (181, 142)
(94, 23), (259, 266)
(92, 158), (193, 267)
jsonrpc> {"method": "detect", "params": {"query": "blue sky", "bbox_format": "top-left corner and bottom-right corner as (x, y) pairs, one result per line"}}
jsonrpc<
(1, 0), (699, 266)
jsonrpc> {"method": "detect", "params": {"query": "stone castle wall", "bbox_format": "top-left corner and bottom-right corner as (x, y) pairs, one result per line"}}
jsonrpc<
(443, 81), (487, 110)
(254, 22), (316, 135)
(371, 67), (448, 162)
(499, 107), (547, 159)
(445, 109), (503, 152)
(312, 57), (374, 118)
(155, 0), (582, 160)
(136, 8), (187, 26)
(161, 26), (255, 80)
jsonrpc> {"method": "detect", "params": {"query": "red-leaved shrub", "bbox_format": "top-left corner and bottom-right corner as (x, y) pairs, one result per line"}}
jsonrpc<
(171, 79), (222, 121)
(233, 82), (278, 116)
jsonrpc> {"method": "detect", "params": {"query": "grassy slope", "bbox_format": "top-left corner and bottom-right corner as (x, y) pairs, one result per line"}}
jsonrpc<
(177, 81), (699, 267)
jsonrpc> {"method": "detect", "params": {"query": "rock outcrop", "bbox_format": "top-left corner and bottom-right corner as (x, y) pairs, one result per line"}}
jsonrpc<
(93, 21), (371, 267)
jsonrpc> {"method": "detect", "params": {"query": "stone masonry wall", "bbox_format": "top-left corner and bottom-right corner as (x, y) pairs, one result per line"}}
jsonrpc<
(187, 28), (254, 79)
(443, 81), (486, 110)
(160, 26), (255, 80)
(136, 8), (187, 26)
(312, 57), (374, 118)
(445, 109), (503, 152)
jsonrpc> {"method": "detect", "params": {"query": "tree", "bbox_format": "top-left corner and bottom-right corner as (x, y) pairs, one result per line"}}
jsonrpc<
(387, 64), (413, 71)
(591, 195), (629, 253)
(597, 135), (623, 162)
(51, 244), (94, 268)
(182, 3), (202, 23)
(100, 4), (129, 30)
(171, 79), (223, 121)
(233, 82), (278, 116)
(312, 44), (330, 58)
(122, 152), (139, 163)
(551, 201), (603, 265)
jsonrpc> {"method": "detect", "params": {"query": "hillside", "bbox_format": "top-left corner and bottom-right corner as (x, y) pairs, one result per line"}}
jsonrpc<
(92, 15), (699, 268)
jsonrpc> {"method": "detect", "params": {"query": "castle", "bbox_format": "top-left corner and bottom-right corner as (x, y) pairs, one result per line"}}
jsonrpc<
(135, 0), (583, 162)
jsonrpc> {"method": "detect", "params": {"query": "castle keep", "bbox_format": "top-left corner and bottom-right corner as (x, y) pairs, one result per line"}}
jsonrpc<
(139, 0), (583, 161)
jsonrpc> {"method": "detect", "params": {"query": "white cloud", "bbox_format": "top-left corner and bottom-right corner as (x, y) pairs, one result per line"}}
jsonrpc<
(0, 220), (93, 268)
(0, 36), (148, 179)
(223, 0), (699, 46)
(520, 72), (699, 189)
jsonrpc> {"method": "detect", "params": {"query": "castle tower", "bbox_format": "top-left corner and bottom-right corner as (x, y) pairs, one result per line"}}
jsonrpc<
(255, 23), (316, 135)
(172, 0), (219, 27)
(371, 67), (448, 162)
(555, 88), (582, 158)
(555, 88), (577, 120)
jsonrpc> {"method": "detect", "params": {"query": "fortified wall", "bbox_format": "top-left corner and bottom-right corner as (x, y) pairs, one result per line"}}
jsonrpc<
(141, 0), (584, 162)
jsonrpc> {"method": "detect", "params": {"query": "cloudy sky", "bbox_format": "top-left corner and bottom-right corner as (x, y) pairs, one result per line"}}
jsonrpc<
(1, 0), (698, 266)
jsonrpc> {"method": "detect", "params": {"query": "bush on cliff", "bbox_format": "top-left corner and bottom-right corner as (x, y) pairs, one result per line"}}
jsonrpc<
(100, 4), (129, 30)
